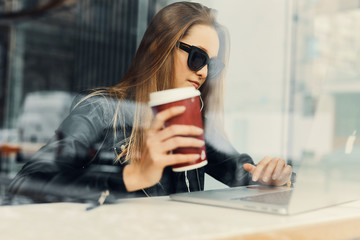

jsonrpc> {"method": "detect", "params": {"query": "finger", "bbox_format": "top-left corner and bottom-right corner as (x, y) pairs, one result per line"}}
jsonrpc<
(165, 153), (201, 167)
(151, 106), (186, 131)
(158, 125), (203, 142)
(272, 158), (286, 181)
(243, 163), (255, 173)
(252, 156), (272, 182)
(161, 136), (205, 153)
(274, 165), (293, 186)
(261, 158), (282, 183)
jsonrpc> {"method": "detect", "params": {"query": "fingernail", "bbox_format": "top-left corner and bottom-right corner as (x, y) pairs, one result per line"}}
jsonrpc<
(178, 106), (186, 111)
(252, 175), (258, 182)
(262, 177), (269, 182)
(272, 175), (277, 180)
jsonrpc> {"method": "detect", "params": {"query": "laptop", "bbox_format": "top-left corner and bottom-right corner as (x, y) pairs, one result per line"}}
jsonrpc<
(170, 93), (360, 215)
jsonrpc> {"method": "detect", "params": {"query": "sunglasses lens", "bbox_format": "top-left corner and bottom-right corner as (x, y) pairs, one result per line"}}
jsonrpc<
(180, 42), (224, 79)
(189, 51), (207, 71)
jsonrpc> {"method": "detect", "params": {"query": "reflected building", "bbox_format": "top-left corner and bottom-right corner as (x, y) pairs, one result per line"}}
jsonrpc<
(292, 0), (360, 161)
(0, 0), (169, 129)
(0, 25), (9, 128)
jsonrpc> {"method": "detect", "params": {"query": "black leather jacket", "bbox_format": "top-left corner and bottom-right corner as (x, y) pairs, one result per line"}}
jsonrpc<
(7, 94), (254, 203)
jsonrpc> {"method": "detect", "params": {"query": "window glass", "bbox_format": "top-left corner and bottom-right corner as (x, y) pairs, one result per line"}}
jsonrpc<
(1, 0), (359, 203)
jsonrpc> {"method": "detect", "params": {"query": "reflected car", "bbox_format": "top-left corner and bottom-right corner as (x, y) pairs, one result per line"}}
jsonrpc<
(17, 91), (74, 161)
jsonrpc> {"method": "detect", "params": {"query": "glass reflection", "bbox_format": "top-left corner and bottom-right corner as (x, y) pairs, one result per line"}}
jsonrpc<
(0, 0), (359, 206)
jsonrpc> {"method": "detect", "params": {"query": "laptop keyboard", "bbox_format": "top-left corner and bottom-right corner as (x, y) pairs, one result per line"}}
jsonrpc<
(233, 190), (293, 205)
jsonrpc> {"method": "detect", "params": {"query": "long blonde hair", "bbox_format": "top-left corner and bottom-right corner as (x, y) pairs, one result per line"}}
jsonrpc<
(96, 2), (229, 163)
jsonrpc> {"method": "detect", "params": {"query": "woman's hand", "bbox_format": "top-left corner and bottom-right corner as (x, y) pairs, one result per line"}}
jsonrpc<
(243, 156), (292, 186)
(123, 106), (204, 192)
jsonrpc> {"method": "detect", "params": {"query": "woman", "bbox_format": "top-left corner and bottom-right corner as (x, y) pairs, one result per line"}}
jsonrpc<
(7, 2), (292, 203)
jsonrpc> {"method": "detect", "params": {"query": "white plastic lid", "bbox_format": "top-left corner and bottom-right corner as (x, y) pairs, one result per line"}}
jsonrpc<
(149, 87), (200, 107)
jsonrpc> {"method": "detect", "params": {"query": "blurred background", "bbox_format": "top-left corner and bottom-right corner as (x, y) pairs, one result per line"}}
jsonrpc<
(0, 0), (359, 194)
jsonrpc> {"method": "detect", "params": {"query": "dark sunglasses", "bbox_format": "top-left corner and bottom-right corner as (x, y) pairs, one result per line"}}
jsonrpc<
(177, 41), (224, 79)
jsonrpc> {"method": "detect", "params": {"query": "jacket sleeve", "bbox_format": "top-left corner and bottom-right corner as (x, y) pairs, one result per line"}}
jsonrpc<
(204, 127), (256, 187)
(7, 94), (130, 203)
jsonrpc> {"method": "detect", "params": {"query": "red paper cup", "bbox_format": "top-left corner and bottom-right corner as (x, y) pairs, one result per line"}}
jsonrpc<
(149, 87), (207, 172)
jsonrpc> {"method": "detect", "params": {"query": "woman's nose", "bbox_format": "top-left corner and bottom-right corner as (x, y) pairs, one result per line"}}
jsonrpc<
(196, 65), (208, 79)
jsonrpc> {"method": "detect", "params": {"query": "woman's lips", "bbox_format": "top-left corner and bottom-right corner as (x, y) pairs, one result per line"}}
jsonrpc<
(188, 80), (200, 89)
